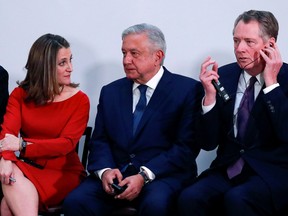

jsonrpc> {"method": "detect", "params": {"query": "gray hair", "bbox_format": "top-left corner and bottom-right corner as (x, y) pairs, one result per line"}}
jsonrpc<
(122, 23), (166, 64)
(233, 10), (279, 42)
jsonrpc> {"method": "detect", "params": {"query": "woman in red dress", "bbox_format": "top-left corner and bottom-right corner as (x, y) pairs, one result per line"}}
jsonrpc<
(0, 33), (90, 215)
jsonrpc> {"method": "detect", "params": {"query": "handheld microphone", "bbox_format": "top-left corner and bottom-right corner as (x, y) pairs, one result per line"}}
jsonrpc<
(212, 80), (231, 102)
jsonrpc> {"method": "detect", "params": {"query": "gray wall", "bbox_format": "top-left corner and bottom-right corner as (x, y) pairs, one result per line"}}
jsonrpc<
(1, 0), (287, 173)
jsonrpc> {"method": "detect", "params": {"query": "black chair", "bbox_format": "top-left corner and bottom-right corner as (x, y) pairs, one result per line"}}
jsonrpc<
(39, 126), (92, 216)
(76, 126), (92, 169)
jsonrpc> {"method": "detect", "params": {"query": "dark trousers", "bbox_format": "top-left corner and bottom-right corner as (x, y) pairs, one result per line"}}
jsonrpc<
(63, 175), (177, 216)
(178, 166), (276, 216)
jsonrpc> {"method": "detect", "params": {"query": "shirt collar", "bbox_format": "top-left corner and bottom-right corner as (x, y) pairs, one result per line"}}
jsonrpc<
(133, 66), (164, 90)
(242, 70), (264, 86)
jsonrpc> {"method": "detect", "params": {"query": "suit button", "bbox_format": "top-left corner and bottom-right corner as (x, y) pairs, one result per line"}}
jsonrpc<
(267, 100), (275, 112)
(130, 154), (135, 158)
(240, 149), (245, 154)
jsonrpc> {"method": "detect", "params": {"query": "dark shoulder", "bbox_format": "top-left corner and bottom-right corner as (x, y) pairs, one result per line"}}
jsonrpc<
(103, 77), (130, 89)
(218, 62), (240, 74)
(217, 62), (242, 83)
(280, 62), (288, 72)
(0, 65), (8, 79)
(163, 67), (200, 85)
(278, 62), (288, 82)
(161, 68), (203, 98)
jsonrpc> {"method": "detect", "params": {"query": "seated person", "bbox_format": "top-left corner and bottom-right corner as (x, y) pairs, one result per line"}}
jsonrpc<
(0, 33), (90, 215)
(178, 10), (288, 216)
(63, 23), (203, 216)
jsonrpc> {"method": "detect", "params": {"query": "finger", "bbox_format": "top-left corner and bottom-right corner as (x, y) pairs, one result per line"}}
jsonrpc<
(116, 173), (123, 183)
(118, 177), (128, 187)
(202, 62), (217, 78)
(202, 56), (211, 64)
(259, 50), (269, 61)
(200, 57), (212, 73)
(105, 183), (114, 194)
(212, 61), (218, 72)
(202, 72), (218, 83)
(2, 177), (9, 185)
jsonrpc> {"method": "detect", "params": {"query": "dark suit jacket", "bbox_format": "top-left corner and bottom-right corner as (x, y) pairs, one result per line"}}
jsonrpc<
(0, 66), (9, 130)
(88, 67), (203, 190)
(198, 62), (288, 211)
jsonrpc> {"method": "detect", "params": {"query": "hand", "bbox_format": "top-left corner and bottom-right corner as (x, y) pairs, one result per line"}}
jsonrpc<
(0, 157), (14, 185)
(114, 174), (144, 201)
(0, 134), (21, 152)
(199, 56), (219, 105)
(101, 168), (123, 195)
(259, 42), (283, 87)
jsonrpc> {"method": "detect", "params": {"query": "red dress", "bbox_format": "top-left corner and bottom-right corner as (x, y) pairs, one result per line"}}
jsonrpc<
(0, 87), (90, 210)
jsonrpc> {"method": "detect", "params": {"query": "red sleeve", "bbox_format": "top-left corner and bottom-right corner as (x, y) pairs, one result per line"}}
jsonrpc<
(0, 87), (23, 161)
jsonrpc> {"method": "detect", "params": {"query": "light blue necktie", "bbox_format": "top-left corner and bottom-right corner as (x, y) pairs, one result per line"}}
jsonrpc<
(133, 85), (148, 135)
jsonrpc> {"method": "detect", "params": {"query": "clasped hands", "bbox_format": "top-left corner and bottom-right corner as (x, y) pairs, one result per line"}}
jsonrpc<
(102, 168), (144, 201)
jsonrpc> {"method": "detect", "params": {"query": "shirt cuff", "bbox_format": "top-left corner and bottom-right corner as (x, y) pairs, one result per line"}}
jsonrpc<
(202, 97), (216, 114)
(263, 83), (280, 94)
(96, 168), (111, 180)
(140, 166), (155, 181)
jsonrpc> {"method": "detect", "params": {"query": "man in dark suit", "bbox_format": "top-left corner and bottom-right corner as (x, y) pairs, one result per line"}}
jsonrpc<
(63, 23), (203, 216)
(178, 10), (288, 216)
(0, 66), (9, 131)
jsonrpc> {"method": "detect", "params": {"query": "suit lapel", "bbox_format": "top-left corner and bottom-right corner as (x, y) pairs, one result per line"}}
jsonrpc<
(119, 80), (134, 139)
(222, 67), (242, 125)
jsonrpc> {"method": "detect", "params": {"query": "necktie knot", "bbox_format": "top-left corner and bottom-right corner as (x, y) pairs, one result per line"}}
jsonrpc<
(244, 76), (257, 112)
(247, 76), (257, 91)
(138, 84), (148, 94)
(136, 85), (148, 110)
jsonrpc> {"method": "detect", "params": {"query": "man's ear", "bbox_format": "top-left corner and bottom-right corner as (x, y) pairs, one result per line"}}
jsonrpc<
(268, 37), (276, 48)
(154, 50), (165, 65)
